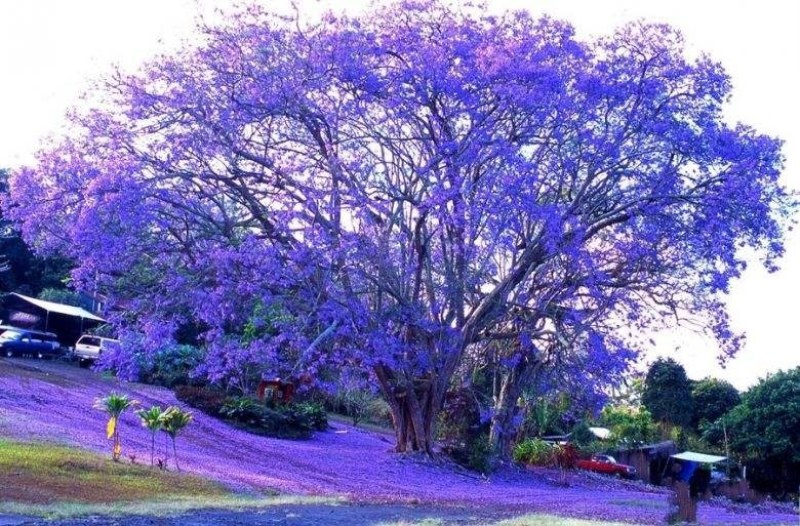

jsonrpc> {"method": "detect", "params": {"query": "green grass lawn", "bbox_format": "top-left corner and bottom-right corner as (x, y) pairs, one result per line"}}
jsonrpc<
(0, 439), (227, 505)
(0, 439), (341, 518)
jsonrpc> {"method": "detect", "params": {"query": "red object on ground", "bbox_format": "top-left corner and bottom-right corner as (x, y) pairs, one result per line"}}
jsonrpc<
(576, 454), (637, 479)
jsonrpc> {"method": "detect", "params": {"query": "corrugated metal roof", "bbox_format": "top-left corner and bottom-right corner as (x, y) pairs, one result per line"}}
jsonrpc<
(671, 451), (727, 463)
(11, 293), (106, 322)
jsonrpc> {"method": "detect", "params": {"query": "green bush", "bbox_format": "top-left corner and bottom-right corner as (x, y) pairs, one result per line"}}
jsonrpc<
(176, 387), (326, 439)
(141, 345), (204, 388)
(334, 389), (372, 426)
(293, 401), (328, 431)
(329, 388), (392, 428)
(447, 434), (495, 474)
(220, 397), (265, 425)
(512, 438), (554, 466)
(569, 421), (597, 447)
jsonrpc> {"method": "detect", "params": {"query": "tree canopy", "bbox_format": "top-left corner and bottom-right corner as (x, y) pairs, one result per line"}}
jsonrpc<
(690, 377), (740, 430)
(726, 368), (800, 462)
(3, 1), (792, 453)
(642, 358), (694, 430)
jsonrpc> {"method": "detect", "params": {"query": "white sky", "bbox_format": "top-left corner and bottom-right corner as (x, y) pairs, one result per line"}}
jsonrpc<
(0, 0), (798, 390)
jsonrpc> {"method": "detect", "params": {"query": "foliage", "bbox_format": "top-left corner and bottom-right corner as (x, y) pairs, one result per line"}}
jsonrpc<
(512, 438), (554, 466)
(641, 358), (694, 430)
(158, 406), (194, 471)
(451, 434), (495, 474)
(136, 405), (164, 467)
(37, 288), (92, 310)
(93, 392), (138, 461)
(552, 442), (579, 485)
(690, 377), (740, 431)
(220, 397), (265, 425)
(184, 389), (326, 440)
(138, 344), (204, 388)
(600, 405), (658, 447)
(293, 401), (329, 432)
(5, 1), (793, 454)
(0, 170), (73, 296)
(714, 367), (800, 498)
(333, 388), (374, 427)
(725, 368), (800, 461)
(568, 421), (597, 448)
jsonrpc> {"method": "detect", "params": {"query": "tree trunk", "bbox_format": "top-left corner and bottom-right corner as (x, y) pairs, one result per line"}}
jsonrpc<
(173, 437), (180, 471)
(489, 373), (523, 456)
(489, 358), (541, 456)
(375, 365), (440, 454)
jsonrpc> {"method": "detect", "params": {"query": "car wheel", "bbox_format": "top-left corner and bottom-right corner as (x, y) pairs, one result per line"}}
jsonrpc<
(4, 350), (12, 358)
(37, 351), (44, 359)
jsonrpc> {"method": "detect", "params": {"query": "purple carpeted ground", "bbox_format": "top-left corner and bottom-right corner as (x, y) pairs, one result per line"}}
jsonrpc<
(0, 359), (796, 525)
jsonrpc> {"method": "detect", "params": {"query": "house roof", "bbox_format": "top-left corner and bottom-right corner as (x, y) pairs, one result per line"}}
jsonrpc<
(11, 293), (105, 322)
(671, 451), (727, 464)
(589, 427), (612, 440)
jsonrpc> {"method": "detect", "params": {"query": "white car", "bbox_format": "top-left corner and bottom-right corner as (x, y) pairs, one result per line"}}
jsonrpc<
(74, 335), (120, 362)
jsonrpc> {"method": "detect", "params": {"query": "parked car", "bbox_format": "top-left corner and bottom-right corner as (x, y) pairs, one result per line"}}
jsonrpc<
(576, 454), (637, 479)
(73, 334), (120, 363)
(0, 327), (62, 359)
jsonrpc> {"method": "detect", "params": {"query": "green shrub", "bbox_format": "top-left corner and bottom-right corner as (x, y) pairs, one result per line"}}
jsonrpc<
(329, 388), (391, 428)
(141, 345), (204, 388)
(176, 386), (327, 440)
(452, 434), (495, 474)
(569, 421), (597, 447)
(512, 438), (554, 466)
(220, 397), (265, 425)
(334, 389), (372, 426)
(292, 401), (328, 431)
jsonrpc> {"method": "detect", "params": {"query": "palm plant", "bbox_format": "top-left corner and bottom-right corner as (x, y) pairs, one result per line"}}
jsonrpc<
(136, 405), (163, 467)
(159, 406), (193, 471)
(93, 392), (138, 461)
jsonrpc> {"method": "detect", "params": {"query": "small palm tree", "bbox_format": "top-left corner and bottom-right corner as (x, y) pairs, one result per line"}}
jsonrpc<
(159, 406), (193, 471)
(94, 392), (138, 461)
(136, 405), (163, 467)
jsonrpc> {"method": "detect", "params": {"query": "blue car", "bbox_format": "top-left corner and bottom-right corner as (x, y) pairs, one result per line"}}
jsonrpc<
(0, 327), (61, 359)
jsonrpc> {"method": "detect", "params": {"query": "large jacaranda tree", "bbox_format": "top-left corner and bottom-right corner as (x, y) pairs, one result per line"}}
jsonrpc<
(4, 1), (791, 453)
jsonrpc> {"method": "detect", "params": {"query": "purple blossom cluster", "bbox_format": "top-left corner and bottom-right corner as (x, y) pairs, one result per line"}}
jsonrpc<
(2, 0), (793, 453)
(0, 359), (796, 525)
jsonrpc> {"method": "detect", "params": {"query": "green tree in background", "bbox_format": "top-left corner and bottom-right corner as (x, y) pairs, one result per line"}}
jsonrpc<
(691, 377), (740, 431)
(725, 368), (799, 462)
(600, 405), (658, 446)
(642, 358), (694, 433)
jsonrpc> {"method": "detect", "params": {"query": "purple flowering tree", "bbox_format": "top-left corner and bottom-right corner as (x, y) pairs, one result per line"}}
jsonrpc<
(4, 2), (791, 454)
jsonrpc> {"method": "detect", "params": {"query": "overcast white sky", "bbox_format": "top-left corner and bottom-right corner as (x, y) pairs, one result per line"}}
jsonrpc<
(0, 0), (797, 389)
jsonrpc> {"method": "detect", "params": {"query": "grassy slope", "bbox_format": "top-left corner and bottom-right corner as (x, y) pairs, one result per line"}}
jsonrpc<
(0, 439), (342, 519)
(0, 439), (229, 504)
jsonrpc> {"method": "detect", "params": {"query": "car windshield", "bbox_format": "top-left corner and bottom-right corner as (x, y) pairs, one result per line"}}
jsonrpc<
(0, 330), (23, 341)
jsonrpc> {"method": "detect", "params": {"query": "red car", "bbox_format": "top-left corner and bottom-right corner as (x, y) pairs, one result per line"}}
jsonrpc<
(576, 454), (637, 479)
